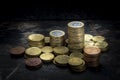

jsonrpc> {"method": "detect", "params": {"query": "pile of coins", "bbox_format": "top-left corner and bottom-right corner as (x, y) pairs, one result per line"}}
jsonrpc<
(68, 21), (84, 52)
(49, 30), (65, 47)
(28, 34), (45, 48)
(9, 21), (109, 72)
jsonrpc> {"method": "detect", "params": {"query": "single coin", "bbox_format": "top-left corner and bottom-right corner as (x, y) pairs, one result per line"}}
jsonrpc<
(54, 55), (69, 65)
(9, 46), (25, 55)
(50, 30), (65, 37)
(25, 58), (42, 67)
(53, 46), (69, 55)
(28, 34), (44, 41)
(70, 52), (84, 59)
(68, 57), (83, 66)
(95, 41), (108, 51)
(84, 41), (95, 47)
(92, 36), (105, 42)
(44, 37), (50, 43)
(40, 53), (54, 62)
(25, 47), (41, 56)
(41, 46), (53, 53)
(68, 21), (84, 28)
(84, 34), (93, 41)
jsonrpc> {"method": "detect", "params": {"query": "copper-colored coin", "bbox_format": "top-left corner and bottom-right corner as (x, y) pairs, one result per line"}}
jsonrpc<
(9, 46), (25, 55)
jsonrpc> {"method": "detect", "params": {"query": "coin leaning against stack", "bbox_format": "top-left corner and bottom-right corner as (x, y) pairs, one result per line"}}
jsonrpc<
(68, 21), (84, 52)
(49, 30), (65, 47)
(83, 47), (101, 67)
(28, 34), (45, 48)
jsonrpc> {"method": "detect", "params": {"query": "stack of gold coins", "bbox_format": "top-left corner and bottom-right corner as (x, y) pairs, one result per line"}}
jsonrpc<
(83, 47), (101, 67)
(53, 55), (69, 66)
(44, 37), (50, 45)
(49, 30), (65, 47)
(68, 21), (84, 52)
(25, 47), (42, 57)
(28, 34), (45, 48)
(68, 57), (86, 72)
(53, 46), (69, 55)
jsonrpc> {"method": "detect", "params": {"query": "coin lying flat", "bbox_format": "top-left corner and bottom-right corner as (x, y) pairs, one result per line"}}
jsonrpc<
(68, 57), (83, 66)
(41, 46), (53, 53)
(84, 41), (95, 48)
(28, 34), (44, 42)
(53, 46), (69, 55)
(25, 58), (42, 68)
(25, 47), (41, 57)
(92, 36), (105, 42)
(84, 34), (93, 41)
(70, 52), (84, 59)
(9, 46), (25, 55)
(54, 55), (69, 66)
(95, 41), (108, 51)
(40, 53), (54, 62)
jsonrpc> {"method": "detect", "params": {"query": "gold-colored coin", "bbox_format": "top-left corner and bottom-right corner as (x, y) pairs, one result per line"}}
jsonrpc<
(95, 41), (108, 51)
(54, 55), (69, 65)
(70, 52), (84, 59)
(44, 37), (50, 44)
(68, 57), (83, 66)
(28, 34), (44, 42)
(41, 46), (53, 53)
(92, 36), (105, 42)
(25, 47), (41, 56)
(84, 41), (95, 47)
(53, 46), (69, 55)
(84, 34), (93, 41)
(40, 53), (54, 62)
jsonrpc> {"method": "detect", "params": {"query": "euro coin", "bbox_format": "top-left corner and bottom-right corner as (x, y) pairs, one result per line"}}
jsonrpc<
(84, 41), (95, 47)
(25, 47), (41, 57)
(92, 36), (105, 42)
(41, 46), (53, 53)
(40, 53), (54, 62)
(54, 55), (69, 66)
(28, 34), (44, 42)
(84, 34), (93, 41)
(68, 57), (83, 66)
(44, 37), (50, 44)
(70, 52), (84, 59)
(53, 46), (69, 55)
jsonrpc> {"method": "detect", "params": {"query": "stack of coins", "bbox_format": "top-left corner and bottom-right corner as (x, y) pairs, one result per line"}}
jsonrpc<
(49, 30), (65, 47)
(53, 46), (69, 55)
(83, 47), (101, 67)
(68, 21), (84, 52)
(53, 55), (69, 66)
(44, 37), (50, 45)
(28, 34), (45, 48)
(68, 57), (86, 72)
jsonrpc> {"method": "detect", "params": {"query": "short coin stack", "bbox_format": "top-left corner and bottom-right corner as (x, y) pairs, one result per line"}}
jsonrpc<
(28, 34), (45, 48)
(68, 57), (86, 72)
(49, 30), (65, 47)
(68, 21), (84, 52)
(83, 47), (101, 67)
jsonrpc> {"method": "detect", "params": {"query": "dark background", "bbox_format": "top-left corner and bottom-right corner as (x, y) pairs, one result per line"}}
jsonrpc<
(0, 0), (120, 21)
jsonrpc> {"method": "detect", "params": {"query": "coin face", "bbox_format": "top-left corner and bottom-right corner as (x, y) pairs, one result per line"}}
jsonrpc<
(70, 52), (84, 59)
(41, 46), (53, 53)
(84, 41), (95, 48)
(40, 53), (54, 62)
(92, 36), (105, 42)
(53, 46), (69, 55)
(85, 34), (93, 41)
(84, 47), (101, 55)
(28, 34), (44, 41)
(25, 47), (41, 56)
(9, 46), (25, 55)
(50, 30), (65, 37)
(68, 57), (83, 66)
(68, 21), (84, 28)
(54, 55), (69, 65)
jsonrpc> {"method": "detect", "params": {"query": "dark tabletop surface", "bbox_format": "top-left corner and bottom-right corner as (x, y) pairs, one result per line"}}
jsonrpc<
(0, 20), (120, 80)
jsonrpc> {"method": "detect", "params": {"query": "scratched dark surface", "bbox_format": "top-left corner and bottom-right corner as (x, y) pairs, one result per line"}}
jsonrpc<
(0, 20), (120, 80)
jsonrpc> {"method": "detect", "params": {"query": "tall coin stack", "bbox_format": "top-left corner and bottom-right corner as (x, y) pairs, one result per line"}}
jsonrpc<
(68, 21), (84, 52)
(28, 34), (45, 48)
(83, 47), (101, 67)
(49, 30), (65, 47)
